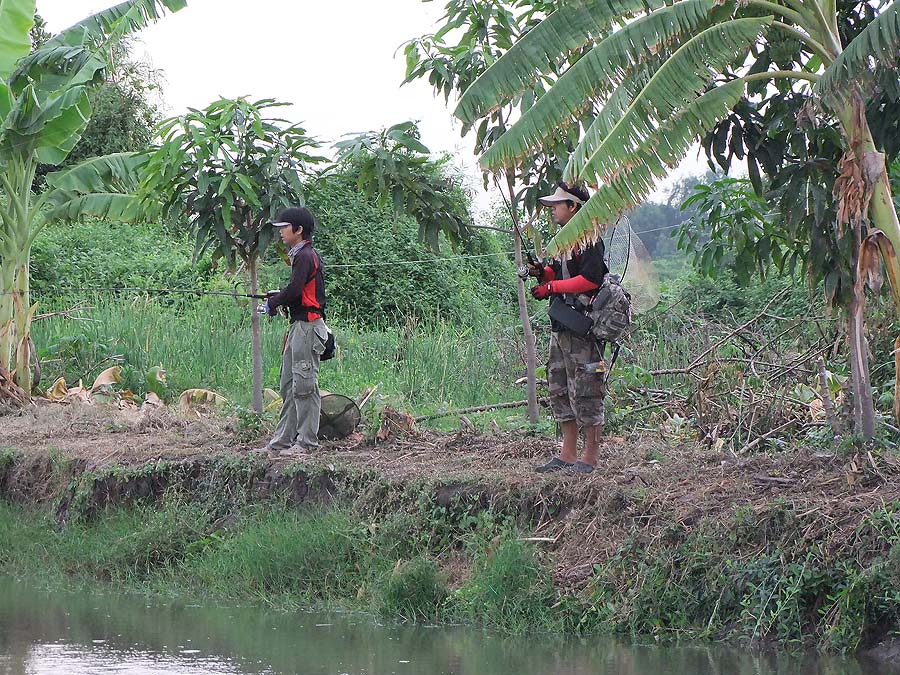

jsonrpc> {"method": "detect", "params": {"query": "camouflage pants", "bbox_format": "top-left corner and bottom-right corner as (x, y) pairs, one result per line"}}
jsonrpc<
(269, 318), (329, 451)
(548, 330), (607, 428)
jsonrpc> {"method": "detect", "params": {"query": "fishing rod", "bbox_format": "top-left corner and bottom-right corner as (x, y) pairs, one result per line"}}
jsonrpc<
(0, 286), (272, 299)
(492, 174), (542, 275)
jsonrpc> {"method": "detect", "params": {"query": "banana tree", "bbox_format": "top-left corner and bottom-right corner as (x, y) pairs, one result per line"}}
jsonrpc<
(0, 0), (185, 396)
(456, 0), (900, 437)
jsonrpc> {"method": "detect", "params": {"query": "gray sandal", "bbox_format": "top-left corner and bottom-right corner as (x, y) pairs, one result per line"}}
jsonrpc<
(535, 457), (574, 473)
(570, 461), (595, 474)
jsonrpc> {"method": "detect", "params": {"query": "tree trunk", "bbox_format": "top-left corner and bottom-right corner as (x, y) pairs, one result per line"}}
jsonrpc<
(506, 174), (539, 424)
(832, 95), (897, 438)
(248, 257), (264, 413)
(513, 228), (539, 423)
(0, 255), (18, 375)
(0, 159), (36, 396)
(0, 260), (35, 396)
(847, 293), (876, 438)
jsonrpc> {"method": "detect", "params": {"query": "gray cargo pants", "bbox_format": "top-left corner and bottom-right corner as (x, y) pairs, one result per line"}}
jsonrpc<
(268, 318), (329, 451)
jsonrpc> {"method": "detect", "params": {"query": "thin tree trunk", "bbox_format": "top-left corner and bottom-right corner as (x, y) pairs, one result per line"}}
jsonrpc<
(0, 255), (18, 375)
(0, 158), (37, 395)
(0, 257), (31, 394)
(832, 95), (894, 438)
(12, 257), (32, 394)
(847, 294), (875, 438)
(248, 257), (264, 413)
(506, 174), (538, 424)
(513, 227), (539, 423)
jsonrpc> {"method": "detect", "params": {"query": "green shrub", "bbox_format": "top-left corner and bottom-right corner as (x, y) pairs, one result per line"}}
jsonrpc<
(454, 538), (558, 633)
(31, 219), (214, 296)
(54, 502), (212, 583)
(375, 557), (448, 622)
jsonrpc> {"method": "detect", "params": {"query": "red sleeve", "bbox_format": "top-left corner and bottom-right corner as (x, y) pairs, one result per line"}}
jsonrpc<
(540, 266), (556, 282)
(550, 275), (599, 294)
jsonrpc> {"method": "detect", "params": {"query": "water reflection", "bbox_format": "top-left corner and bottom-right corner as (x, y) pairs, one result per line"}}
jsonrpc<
(0, 578), (895, 675)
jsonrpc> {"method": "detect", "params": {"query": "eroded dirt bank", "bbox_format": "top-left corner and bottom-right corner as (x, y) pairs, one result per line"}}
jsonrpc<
(2, 405), (898, 583)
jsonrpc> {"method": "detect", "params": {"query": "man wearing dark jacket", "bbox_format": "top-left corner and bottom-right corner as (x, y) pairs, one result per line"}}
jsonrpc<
(264, 206), (329, 453)
(529, 182), (609, 474)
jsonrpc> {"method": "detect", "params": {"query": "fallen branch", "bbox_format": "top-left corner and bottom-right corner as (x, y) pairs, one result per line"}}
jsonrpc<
(33, 305), (95, 322)
(737, 419), (820, 454)
(650, 288), (792, 377)
(415, 398), (549, 422)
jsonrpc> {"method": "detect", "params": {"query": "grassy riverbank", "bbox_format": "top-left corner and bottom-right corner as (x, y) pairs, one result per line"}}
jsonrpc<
(1, 442), (899, 653)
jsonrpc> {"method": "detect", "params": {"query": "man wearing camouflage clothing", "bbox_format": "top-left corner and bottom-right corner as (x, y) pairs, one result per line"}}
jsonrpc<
(528, 182), (609, 474)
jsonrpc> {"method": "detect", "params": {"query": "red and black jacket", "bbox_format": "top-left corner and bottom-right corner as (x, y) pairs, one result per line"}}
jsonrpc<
(268, 242), (326, 322)
(539, 240), (608, 332)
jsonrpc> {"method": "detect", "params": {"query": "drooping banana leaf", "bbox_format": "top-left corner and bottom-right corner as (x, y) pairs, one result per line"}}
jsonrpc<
(49, 0), (187, 49)
(548, 80), (747, 254)
(571, 17), (772, 186)
(479, 0), (716, 170)
(1, 84), (92, 164)
(0, 0), (35, 80)
(3, 0), (185, 168)
(814, 0), (900, 102)
(44, 152), (149, 222)
(455, 0), (666, 126)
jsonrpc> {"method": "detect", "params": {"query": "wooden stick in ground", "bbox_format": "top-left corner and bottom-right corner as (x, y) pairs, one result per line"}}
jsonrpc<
(817, 357), (842, 436)
(356, 385), (378, 410)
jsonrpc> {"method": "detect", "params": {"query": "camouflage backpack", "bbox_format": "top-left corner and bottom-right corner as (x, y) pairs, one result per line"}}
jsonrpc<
(586, 273), (632, 342)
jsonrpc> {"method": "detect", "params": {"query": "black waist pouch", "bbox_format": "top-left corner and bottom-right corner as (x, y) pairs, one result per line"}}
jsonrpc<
(549, 297), (593, 337)
(321, 330), (336, 361)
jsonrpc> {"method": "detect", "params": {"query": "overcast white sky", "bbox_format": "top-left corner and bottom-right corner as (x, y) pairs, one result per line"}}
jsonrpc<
(36, 0), (704, 210)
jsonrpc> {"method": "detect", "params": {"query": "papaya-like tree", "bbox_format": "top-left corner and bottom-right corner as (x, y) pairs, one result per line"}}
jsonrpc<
(0, 0), (185, 395)
(334, 122), (472, 251)
(456, 0), (900, 437)
(140, 97), (326, 413)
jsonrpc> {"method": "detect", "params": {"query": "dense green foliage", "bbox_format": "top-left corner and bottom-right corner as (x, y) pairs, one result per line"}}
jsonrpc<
(31, 219), (214, 294)
(334, 122), (472, 251)
(303, 174), (514, 325)
(32, 178), (515, 327)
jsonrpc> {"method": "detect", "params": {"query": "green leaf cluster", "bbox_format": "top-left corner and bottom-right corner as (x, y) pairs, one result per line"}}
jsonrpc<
(335, 122), (471, 251)
(141, 96), (327, 269)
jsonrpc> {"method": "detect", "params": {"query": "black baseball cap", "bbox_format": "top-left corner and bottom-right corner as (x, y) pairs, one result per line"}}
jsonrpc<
(270, 207), (314, 230)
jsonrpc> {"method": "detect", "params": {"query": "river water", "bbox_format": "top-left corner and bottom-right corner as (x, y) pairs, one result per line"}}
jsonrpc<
(0, 578), (896, 675)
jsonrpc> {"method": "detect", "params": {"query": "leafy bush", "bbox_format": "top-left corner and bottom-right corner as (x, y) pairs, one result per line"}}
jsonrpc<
(375, 557), (448, 622)
(54, 502), (212, 583)
(454, 538), (558, 633)
(31, 218), (215, 296)
(271, 174), (516, 326)
(184, 508), (375, 600)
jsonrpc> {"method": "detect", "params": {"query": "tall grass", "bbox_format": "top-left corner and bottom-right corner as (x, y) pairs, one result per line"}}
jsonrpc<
(30, 294), (524, 413)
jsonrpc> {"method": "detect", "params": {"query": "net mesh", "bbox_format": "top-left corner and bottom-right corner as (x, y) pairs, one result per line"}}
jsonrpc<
(603, 216), (660, 314)
(318, 393), (361, 440)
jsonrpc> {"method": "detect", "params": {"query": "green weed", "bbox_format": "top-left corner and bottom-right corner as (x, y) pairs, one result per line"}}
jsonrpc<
(453, 537), (558, 633)
(375, 557), (448, 623)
